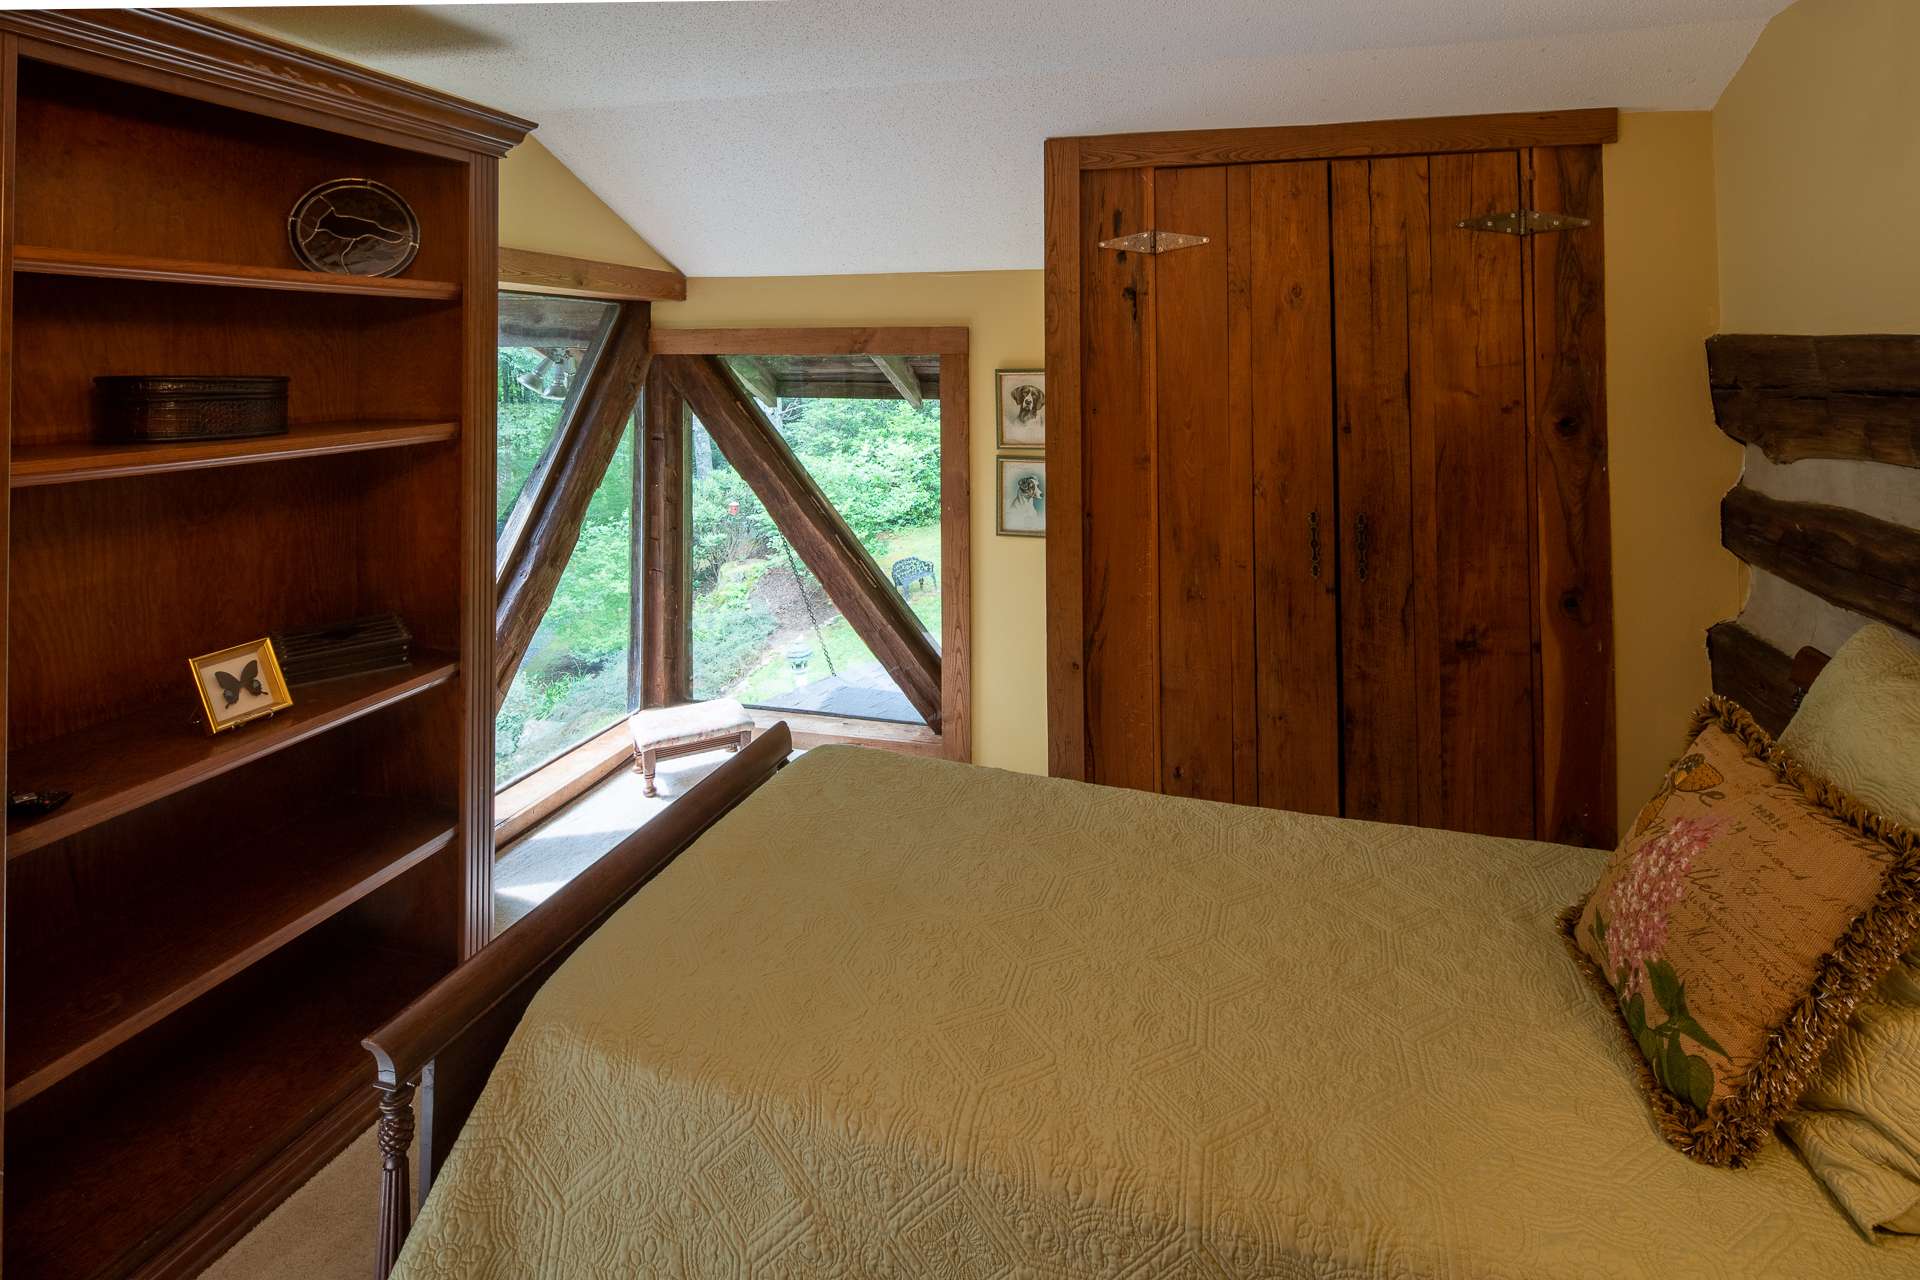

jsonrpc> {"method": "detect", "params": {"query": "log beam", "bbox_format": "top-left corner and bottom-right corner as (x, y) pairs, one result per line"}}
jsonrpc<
(659, 354), (944, 728)
(1721, 485), (1920, 636)
(495, 302), (652, 707)
(1706, 621), (1799, 737)
(500, 246), (686, 302)
(1707, 334), (1920, 469)
(640, 365), (692, 707)
(870, 354), (924, 408)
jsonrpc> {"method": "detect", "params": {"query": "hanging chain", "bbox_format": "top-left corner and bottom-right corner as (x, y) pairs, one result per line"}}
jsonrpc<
(1307, 510), (1322, 580)
(780, 537), (837, 678)
(1353, 513), (1371, 583)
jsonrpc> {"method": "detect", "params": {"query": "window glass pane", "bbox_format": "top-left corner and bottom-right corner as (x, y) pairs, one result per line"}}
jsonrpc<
(688, 403), (928, 725)
(495, 416), (635, 785)
(721, 355), (942, 644)
(496, 294), (617, 539)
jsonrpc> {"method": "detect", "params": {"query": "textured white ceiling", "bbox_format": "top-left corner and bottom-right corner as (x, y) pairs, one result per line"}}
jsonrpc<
(227, 1), (1788, 276)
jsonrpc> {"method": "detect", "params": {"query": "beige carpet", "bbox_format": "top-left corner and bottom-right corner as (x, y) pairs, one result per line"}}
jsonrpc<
(199, 1124), (392, 1280)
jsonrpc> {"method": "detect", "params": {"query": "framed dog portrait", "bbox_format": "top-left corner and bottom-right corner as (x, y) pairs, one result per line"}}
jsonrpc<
(995, 369), (1046, 448)
(191, 637), (293, 733)
(997, 455), (1046, 537)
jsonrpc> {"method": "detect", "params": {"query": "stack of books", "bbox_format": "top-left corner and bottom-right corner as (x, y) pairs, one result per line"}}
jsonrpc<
(271, 613), (412, 686)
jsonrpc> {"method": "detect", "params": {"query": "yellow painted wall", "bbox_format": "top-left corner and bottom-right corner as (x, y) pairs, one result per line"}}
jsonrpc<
(653, 118), (1743, 811)
(499, 136), (680, 274)
(1604, 112), (1745, 831)
(1714, 0), (1920, 332)
(655, 274), (1048, 774)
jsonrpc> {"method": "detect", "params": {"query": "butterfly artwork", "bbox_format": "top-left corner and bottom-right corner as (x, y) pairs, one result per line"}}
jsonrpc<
(191, 640), (293, 734)
(214, 659), (268, 707)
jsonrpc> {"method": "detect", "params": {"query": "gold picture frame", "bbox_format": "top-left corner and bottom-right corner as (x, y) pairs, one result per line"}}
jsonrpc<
(190, 637), (294, 734)
(995, 368), (1046, 449)
(996, 455), (1046, 537)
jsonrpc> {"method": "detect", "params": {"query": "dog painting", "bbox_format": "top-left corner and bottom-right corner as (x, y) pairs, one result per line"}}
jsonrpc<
(997, 456), (1046, 536)
(996, 369), (1046, 448)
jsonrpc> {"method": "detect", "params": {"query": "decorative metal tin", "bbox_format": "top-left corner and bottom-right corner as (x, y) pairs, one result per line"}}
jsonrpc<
(94, 375), (289, 442)
(287, 178), (421, 277)
(270, 613), (412, 686)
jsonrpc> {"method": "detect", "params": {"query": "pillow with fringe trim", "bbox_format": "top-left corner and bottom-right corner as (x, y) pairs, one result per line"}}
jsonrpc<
(1561, 696), (1920, 1168)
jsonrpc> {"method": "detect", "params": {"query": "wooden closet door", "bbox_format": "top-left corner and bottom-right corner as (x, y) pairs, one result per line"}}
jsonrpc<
(1078, 167), (1159, 792)
(1153, 164), (1254, 802)
(1250, 162), (1340, 815)
(1331, 152), (1537, 837)
(1418, 152), (1536, 838)
(1331, 156), (1424, 824)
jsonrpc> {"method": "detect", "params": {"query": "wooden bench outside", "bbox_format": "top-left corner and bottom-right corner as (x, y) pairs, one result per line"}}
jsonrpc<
(629, 698), (755, 796)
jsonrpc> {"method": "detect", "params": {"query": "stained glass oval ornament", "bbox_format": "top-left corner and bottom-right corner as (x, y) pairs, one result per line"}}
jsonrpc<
(287, 178), (421, 278)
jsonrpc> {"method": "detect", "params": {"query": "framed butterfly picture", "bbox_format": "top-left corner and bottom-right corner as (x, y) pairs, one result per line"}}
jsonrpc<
(190, 638), (293, 734)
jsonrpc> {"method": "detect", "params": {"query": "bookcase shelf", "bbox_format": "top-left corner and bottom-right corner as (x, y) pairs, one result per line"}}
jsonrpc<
(10, 419), (459, 487)
(0, 14), (525, 1275)
(6, 799), (455, 1108)
(7, 655), (457, 857)
(5, 933), (449, 1280)
(13, 244), (462, 300)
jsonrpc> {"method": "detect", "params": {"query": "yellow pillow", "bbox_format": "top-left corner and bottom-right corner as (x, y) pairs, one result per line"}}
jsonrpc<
(1779, 624), (1920, 1235)
(1780, 624), (1920, 830)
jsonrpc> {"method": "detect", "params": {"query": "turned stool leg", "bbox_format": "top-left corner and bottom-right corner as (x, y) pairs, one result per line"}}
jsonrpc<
(642, 747), (658, 797)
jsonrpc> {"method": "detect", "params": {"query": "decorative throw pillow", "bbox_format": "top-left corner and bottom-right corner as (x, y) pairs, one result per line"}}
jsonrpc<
(1560, 696), (1920, 1168)
(1776, 624), (1920, 1233)
(1780, 623), (1920, 831)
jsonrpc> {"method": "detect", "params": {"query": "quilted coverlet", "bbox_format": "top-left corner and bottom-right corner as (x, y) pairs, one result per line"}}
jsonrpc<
(393, 747), (1916, 1278)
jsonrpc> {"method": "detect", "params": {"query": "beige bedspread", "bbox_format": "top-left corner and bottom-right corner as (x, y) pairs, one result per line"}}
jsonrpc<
(394, 747), (1916, 1278)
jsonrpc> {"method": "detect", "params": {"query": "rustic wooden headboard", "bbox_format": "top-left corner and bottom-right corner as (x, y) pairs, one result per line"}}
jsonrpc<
(1704, 334), (1920, 732)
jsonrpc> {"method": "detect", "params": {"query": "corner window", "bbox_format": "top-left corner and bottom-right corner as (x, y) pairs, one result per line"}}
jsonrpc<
(494, 292), (633, 786)
(688, 359), (941, 724)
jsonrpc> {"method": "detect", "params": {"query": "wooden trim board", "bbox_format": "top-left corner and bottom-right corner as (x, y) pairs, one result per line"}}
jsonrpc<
(652, 327), (970, 356)
(1062, 108), (1618, 170)
(0, 10), (531, 157)
(500, 246), (686, 302)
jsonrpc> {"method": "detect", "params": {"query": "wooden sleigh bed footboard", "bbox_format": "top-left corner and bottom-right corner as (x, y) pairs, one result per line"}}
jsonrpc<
(361, 722), (793, 1278)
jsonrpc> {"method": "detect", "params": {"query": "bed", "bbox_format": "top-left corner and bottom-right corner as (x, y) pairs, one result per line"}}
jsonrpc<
(365, 716), (1915, 1279)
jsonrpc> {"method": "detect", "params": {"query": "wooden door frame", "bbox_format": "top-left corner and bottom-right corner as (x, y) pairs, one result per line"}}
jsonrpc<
(1044, 108), (1619, 845)
(648, 326), (972, 762)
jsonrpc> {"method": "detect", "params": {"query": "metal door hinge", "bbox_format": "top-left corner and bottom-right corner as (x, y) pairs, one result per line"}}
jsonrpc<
(1098, 230), (1211, 254)
(1456, 210), (1592, 237)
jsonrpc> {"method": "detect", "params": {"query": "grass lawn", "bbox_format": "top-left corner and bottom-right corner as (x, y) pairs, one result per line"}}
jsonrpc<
(879, 523), (942, 639)
(732, 522), (944, 704)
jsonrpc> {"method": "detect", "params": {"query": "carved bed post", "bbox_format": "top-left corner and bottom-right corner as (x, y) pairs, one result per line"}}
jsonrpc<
(374, 1080), (416, 1278)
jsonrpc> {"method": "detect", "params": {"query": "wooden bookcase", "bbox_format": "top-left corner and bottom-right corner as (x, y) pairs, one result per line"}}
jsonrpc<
(0, 12), (530, 1278)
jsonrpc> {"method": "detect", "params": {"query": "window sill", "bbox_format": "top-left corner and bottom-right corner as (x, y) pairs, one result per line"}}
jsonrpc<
(493, 709), (950, 856)
(746, 709), (946, 758)
(494, 722), (633, 852)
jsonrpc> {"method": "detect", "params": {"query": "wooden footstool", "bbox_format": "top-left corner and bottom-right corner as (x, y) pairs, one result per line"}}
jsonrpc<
(629, 699), (755, 797)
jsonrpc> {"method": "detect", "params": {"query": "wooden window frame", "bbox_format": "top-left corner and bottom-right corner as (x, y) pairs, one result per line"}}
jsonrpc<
(501, 245), (686, 302)
(491, 323), (972, 842)
(652, 327), (972, 762)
